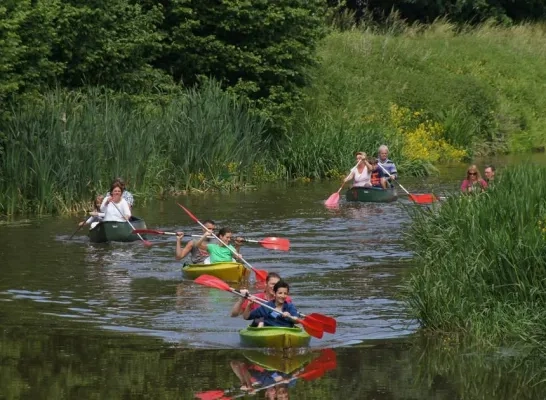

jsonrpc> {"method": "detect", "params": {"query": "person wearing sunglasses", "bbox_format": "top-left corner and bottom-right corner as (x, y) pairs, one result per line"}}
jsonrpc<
(461, 165), (488, 193)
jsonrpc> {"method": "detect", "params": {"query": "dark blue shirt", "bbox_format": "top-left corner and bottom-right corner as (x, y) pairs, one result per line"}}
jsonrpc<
(246, 300), (299, 328)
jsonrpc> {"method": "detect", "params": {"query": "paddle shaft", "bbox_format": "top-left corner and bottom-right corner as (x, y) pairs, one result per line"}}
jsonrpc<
(232, 289), (301, 325)
(69, 222), (85, 240)
(376, 162), (411, 195)
(109, 199), (148, 243)
(181, 204), (266, 279)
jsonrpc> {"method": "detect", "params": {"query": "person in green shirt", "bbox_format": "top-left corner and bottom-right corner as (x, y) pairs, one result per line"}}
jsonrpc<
(195, 227), (244, 263)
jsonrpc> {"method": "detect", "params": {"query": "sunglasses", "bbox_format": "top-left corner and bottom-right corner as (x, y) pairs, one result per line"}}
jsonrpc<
(468, 172), (477, 176)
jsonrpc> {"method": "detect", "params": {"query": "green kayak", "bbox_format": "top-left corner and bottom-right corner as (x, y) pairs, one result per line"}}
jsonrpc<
(243, 350), (315, 374)
(88, 217), (147, 243)
(345, 187), (397, 203)
(239, 327), (311, 349)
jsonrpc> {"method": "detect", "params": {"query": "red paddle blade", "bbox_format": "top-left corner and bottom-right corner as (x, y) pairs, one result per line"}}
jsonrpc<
(195, 390), (225, 400)
(254, 268), (268, 282)
(259, 237), (290, 251)
(324, 192), (340, 207)
(299, 318), (324, 339)
(177, 203), (200, 223)
(142, 239), (153, 247)
(298, 367), (324, 381)
(306, 313), (336, 334)
(194, 275), (231, 291)
(409, 193), (436, 204)
(315, 348), (337, 371)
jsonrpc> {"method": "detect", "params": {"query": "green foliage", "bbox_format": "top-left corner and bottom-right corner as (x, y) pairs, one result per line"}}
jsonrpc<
(405, 164), (546, 347)
(0, 82), (276, 215)
(153, 0), (328, 134)
(304, 22), (546, 158)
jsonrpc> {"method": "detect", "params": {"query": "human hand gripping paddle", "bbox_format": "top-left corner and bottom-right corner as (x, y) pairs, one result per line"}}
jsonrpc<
(194, 275), (324, 339)
(177, 204), (268, 281)
(108, 198), (152, 246)
(325, 160), (362, 207)
(376, 162), (436, 204)
(236, 290), (336, 334)
(130, 229), (290, 251)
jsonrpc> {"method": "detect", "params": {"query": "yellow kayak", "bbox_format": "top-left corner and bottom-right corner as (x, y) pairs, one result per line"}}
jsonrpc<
(243, 350), (315, 374)
(182, 262), (249, 282)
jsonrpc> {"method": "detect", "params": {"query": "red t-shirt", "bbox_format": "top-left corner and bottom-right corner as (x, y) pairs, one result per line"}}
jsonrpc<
(241, 292), (292, 311)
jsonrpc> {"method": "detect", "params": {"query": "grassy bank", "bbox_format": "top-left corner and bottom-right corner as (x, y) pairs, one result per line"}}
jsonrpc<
(0, 82), (283, 215)
(300, 21), (546, 162)
(405, 164), (546, 348)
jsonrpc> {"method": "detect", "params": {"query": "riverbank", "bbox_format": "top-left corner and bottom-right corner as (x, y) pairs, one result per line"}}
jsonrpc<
(2, 22), (546, 215)
(406, 164), (546, 349)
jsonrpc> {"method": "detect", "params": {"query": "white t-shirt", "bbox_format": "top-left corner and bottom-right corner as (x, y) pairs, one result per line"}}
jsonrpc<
(349, 166), (371, 187)
(100, 197), (131, 222)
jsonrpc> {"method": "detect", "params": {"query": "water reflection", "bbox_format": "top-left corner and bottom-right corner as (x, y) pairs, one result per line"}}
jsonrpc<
(195, 349), (337, 400)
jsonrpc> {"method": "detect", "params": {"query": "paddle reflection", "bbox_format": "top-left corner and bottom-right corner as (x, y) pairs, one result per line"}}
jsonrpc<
(195, 348), (337, 400)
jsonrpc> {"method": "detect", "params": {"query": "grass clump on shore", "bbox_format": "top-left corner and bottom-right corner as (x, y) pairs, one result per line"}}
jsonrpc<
(0, 82), (281, 215)
(405, 164), (546, 347)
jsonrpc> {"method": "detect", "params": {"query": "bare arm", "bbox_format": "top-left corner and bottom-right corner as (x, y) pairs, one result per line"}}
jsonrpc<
(230, 289), (249, 317)
(175, 233), (191, 260)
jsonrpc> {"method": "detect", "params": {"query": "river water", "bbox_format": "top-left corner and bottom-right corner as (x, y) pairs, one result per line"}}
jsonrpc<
(1, 160), (545, 399)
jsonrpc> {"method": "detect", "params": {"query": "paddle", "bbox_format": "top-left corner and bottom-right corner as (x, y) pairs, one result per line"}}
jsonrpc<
(195, 366), (323, 400)
(131, 229), (290, 251)
(325, 160), (362, 207)
(194, 275), (324, 339)
(109, 199), (152, 246)
(376, 162), (436, 204)
(177, 204), (268, 281)
(244, 293), (336, 334)
(69, 220), (87, 240)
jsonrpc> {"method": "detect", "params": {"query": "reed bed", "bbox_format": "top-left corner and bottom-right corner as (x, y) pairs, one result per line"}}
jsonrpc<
(406, 164), (546, 347)
(0, 82), (272, 215)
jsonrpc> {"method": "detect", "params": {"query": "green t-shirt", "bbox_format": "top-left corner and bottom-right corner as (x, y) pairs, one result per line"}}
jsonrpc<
(207, 243), (236, 263)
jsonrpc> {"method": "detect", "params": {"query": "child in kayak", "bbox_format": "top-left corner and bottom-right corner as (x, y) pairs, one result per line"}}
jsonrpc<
(243, 280), (298, 328)
(79, 195), (105, 229)
(195, 227), (244, 263)
(230, 272), (292, 319)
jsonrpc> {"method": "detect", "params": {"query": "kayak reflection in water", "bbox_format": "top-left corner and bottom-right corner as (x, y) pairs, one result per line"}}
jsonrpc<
(243, 281), (298, 328)
(230, 360), (294, 400)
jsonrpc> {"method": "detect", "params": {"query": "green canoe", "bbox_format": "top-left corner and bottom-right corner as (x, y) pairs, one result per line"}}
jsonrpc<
(88, 217), (147, 243)
(240, 327), (311, 349)
(345, 187), (397, 203)
(182, 262), (249, 282)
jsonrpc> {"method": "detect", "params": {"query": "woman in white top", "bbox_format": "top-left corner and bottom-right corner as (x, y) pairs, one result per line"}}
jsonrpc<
(100, 182), (131, 222)
(342, 151), (374, 188)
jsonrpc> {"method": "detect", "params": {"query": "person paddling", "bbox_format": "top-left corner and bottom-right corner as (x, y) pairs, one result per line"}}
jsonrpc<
(230, 272), (292, 319)
(175, 219), (216, 264)
(100, 182), (131, 222)
(341, 151), (374, 189)
(79, 195), (104, 229)
(195, 227), (244, 264)
(243, 280), (298, 328)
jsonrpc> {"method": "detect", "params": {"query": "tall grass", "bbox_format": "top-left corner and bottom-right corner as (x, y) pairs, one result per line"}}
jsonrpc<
(405, 164), (546, 347)
(0, 82), (273, 215)
(303, 21), (546, 160)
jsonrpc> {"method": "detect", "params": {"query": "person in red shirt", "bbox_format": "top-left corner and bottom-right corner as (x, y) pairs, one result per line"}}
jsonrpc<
(230, 272), (292, 321)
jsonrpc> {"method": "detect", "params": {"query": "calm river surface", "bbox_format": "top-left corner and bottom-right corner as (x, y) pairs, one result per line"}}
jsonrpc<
(2, 159), (546, 399)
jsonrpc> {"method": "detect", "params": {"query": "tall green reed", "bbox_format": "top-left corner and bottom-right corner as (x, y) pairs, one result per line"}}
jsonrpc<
(406, 164), (546, 347)
(0, 82), (271, 215)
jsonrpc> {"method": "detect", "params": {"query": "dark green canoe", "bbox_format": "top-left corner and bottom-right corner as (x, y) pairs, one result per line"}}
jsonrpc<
(345, 187), (397, 203)
(88, 217), (147, 243)
(240, 327), (311, 349)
